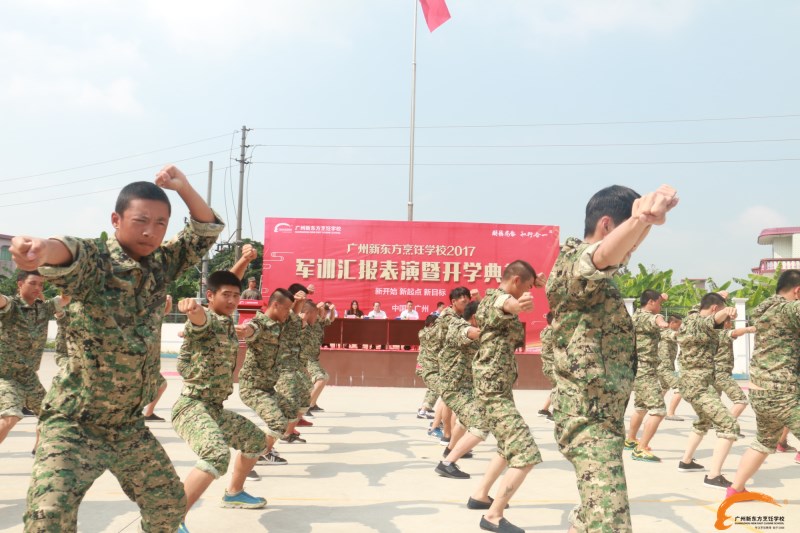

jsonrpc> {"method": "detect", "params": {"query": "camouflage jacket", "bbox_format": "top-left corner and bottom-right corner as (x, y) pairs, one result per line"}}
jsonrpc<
(677, 313), (718, 383)
(416, 326), (436, 377)
(540, 325), (554, 368)
(240, 289), (260, 300)
(633, 309), (663, 370)
(658, 329), (678, 367)
(749, 295), (800, 392)
(277, 311), (304, 374)
(544, 238), (635, 419)
(0, 295), (60, 382)
(714, 329), (735, 375)
(54, 308), (70, 369)
(307, 315), (331, 363)
(178, 309), (238, 405)
(438, 315), (478, 391)
(239, 311), (283, 390)
(421, 307), (458, 378)
(298, 323), (316, 368)
(37, 215), (223, 430)
(473, 288), (525, 397)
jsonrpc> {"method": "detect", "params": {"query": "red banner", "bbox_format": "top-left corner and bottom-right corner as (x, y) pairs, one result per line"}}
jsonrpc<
(262, 218), (560, 350)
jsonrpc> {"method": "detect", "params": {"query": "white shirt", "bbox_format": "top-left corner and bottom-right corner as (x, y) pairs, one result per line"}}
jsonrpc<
(399, 309), (419, 320)
(368, 310), (387, 319)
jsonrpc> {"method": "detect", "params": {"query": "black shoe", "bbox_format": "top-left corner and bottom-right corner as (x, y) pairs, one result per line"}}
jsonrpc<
(305, 409), (314, 417)
(537, 409), (552, 418)
(443, 448), (473, 459)
(704, 474), (732, 489)
(467, 496), (509, 510)
(678, 459), (705, 472)
(281, 433), (306, 444)
(435, 461), (470, 479)
(144, 413), (165, 422)
(480, 516), (524, 532)
(310, 405), (324, 412)
(21, 407), (36, 417)
(246, 470), (261, 481)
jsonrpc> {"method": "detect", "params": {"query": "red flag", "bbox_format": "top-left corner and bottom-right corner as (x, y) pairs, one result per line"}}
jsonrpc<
(419, 0), (451, 32)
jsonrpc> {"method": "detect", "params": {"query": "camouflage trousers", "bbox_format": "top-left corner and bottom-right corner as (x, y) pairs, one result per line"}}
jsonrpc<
(307, 360), (329, 383)
(0, 376), (45, 419)
(24, 414), (185, 533)
(421, 372), (442, 397)
(172, 396), (266, 478)
(680, 378), (739, 440)
(541, 355), (556, 387)
(421, 388), (438, 410)
(632, 368), (667, 416)
(239, 384), (294, 440)
(276, 370), (311, 415)
(749, 389), (800, 454)
(713, 373), (748, 405)
(480, 392), (541, 468)
(657, 359), (679, 391)
(441, 388), (489, 440)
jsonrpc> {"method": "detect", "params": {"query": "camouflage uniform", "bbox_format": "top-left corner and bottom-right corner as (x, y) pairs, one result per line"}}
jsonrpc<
(632, 309), (667, 416)
(712, 330), (748, 405)
(0, 295), (61, 418)
(172, 309), (265, 478)
(307, 316), (330, 383)
(241, 288), (260, 300)
(53, 309), (69, 370)
(656, 329), (679, 391)
(545, 238), (635, 533)
(416, 326), (439, 409)
(746, 295), (800, 454)
(677, 313), (739, 439)
(419, 308), (454, 395)
(24, 214), (223, 533)
(439, 315), (488, 440)
(274, 312), (310, 416)
(540, 325), (555, 387)
(474, 288), (540, 468)
(239, 312), (293, 440)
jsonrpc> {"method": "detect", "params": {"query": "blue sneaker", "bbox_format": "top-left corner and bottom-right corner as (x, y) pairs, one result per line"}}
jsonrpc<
(428, 427), (444, 439)
(220, 490), (267, 509)
(178, 522), (190, 533)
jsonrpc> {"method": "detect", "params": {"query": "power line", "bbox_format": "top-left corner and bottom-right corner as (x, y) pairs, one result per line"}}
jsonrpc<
(250, 113), (800, 131)
(250, 137), (800, 149)
(0, 132), (238, 184)
(250, 157), (800, 167)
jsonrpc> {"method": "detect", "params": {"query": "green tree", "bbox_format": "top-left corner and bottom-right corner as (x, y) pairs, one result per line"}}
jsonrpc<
(730, 266), (780, 309)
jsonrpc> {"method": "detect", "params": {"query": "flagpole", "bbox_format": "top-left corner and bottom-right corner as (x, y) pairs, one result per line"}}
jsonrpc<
(407, 0), (418, 222)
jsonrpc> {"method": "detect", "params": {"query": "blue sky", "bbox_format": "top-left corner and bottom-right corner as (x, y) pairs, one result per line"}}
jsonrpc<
(1, 0), (798, 285)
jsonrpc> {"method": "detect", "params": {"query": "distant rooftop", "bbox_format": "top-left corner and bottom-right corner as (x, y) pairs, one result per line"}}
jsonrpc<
(757, 226), (800, 245)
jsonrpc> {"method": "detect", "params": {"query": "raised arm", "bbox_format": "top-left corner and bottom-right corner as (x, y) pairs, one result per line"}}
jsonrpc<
(178, 297), (207, 327)
(502, 292), (534, 316)
(230, 244), (258, 280)
(155, 164), (215, 223)
(10, 236), (74, 270)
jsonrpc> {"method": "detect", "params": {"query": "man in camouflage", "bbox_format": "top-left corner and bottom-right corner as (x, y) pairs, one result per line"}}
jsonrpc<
(546, 184), (678, 533)
(415, 315), (440, 422)
(729, 269), (800, 496)
(307, 302), (334, 413)
(536, 312), (555, 421)
(172, 270), (268, 531)
(625, 290), (670, 462)
(434, 299), (487, 480)
(713, 318), (753, 420)
(658, 315), (684, 421)
(291, 299), (318, 427)
(470, 261), (543, 533)
(0, 271), (67, 445)
(12, 166), (223, 533)
(677, 292), (739, 488)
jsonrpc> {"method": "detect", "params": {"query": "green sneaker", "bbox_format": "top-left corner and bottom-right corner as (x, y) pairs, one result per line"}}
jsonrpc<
(220, 490), (267, 509)
(632, 448), (661, 462)
(623, 439), (638, 450)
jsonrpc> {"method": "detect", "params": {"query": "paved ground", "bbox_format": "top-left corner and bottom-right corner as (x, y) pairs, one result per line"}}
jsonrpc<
(1, 354), (799, 532)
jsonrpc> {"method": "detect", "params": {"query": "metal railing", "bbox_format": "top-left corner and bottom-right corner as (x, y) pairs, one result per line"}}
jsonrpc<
(752, 258), (800, 274)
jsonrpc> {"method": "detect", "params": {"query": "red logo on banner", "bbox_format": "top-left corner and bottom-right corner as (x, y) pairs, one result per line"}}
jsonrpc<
(262, 218), (560, 349)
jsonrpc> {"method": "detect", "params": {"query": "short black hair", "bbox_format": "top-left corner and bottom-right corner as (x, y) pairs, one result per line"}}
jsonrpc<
(268, 288), (294, 305)
(502, 260), (536, 282)
(463, 300), (479, 321)
(584, 185), (640, 238)
(776, 269), (800, 294)
(207, 270), (242, 293)
(424, 314), (438, 327)
(115, 181), (171, 216)
(668, 314), (683, 323)
(700, 292), (726, 310)
(287, 283), (309, 296)
(17, 270), (42, 282)
(449, 287), (470, 302)
(639, 289), (661, 307)
(436, 301), (445, 308)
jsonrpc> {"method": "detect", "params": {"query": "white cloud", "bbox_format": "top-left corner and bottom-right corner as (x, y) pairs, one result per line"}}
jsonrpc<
(736, 205), (790, 235)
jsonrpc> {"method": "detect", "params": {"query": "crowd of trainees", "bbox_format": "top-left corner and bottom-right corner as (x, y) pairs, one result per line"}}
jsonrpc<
(4, 169), (799, 533)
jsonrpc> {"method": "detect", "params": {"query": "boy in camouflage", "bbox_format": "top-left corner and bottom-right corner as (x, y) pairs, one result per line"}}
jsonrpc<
(307, 301), (334, 413)
(536, 312), (555, 421)
(434, 300), (487, 480)
(676, 292), (740, 489)
(659, 315), (684, 421)
(546, 184), (678, 533)
(415, 314), (440, 422)
(12, 165), (224, 533)
(625, 290), (670, 462)
(713, 318), (754, 420)
(173, 271), (268, 531)
(471, 260), (544, 533)
(729, 269), (800, 497)
(293, 299), (319, 427)
(0, 271), (68, 445)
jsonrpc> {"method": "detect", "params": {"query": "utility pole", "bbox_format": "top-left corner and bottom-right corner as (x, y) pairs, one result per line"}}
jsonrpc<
(407, 0), (418, 221)
(235, 125), (250, 259)
(198, 160), (213, 300)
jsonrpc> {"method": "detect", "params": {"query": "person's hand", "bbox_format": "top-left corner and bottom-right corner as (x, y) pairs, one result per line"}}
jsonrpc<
(235, 323), (254, 339)
(178, 297), (201, 314)
(517, 292), (534, 312)
(241, 244), (257, 262)
(534, 273), (547, 288)
(632, 185), (679, 225)
(660, 293), (669, 302)
(163, 295), (173, 315)
(329, 303), (335, 310)
(10, 236), (49, 269)
(155, 164), (188, 192)
(317, 302), (326, 310)
(725, 307), (738, 320)
(307, 284), (316, 294)
(718, 290), (729, 300)
(294, 291), (307, 302)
